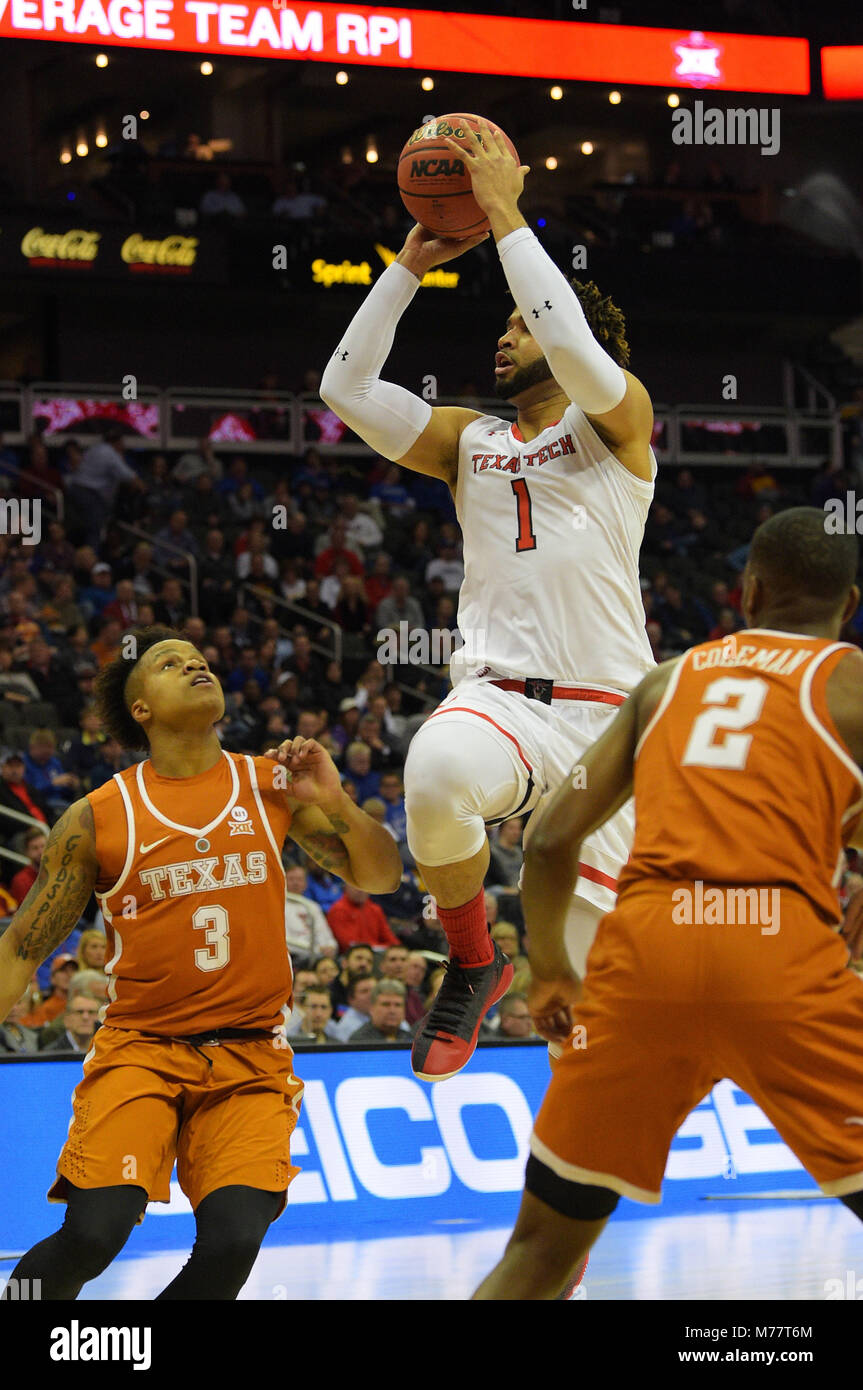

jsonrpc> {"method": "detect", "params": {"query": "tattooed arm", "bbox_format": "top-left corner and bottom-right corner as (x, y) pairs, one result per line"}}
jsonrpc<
(262, 736), (402, 895)
(290, 798), (403, 895)
(0, 797), (99, 1022)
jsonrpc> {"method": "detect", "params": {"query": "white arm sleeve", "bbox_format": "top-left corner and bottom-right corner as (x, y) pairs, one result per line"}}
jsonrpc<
(497, 226), (627, 416)
(319, 261), (433, 461)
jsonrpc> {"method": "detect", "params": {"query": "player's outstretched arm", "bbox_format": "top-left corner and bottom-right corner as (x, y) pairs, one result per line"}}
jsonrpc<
(319, 223), (487, 488)
(0, 797), (99, 1023)
(265, 737), (402, 895)
(453, 121), (654, 480)
(826, 646), (863, 852)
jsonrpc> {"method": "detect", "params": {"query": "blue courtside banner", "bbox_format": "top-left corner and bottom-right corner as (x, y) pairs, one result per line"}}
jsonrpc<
(0, 1043), (816, 1254)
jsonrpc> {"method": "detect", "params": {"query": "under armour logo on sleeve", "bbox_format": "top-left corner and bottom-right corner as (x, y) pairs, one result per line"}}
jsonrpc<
(335, 348), (349, 361)
(531, 301), (552, 318)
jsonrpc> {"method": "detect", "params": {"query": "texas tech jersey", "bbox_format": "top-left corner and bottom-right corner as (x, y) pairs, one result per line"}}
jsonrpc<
(450, 400), (656, 691)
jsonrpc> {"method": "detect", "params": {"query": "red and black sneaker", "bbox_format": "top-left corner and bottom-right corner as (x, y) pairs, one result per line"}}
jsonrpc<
(411, 943), (514, 1082)
(558, 1254), (589, 1300)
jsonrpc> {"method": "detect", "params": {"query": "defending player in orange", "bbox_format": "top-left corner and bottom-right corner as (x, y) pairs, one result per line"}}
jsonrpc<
(474, 508), (863, 1298)
(0, 626), (401, 1300)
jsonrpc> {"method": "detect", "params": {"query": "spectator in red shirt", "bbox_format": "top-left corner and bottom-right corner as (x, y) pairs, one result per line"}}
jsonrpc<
(707, 606), (742, 641)
(364, 552), (393, 612)
(103, 578), (140, 628)
(10, 827), (47, 904)
(0, 751), (50, 826)
(314, 519), (364, 579)
(327, 884), (399, 952)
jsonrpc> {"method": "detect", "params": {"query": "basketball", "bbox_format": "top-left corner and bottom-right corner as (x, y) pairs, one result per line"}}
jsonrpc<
(398, 113), (520, 239)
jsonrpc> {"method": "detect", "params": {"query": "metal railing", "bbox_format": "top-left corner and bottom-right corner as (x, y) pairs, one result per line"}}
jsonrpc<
(114, 521), (199, 618)
(238, 584), (342, 666)
(0, 803), (48, 868)
(0, 804), (48, 836)
(783, 361), (837, 414)
(651, 403), (841, 469)
(0, 846), (29, 870)
(25, 382), (163, 449)
(0, 377), (844, 469)
(12, 469), (65, 522)
(164, 387), (299, 454)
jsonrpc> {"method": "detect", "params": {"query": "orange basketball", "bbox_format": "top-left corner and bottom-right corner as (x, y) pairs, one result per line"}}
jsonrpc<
(398, 113), (520, 239)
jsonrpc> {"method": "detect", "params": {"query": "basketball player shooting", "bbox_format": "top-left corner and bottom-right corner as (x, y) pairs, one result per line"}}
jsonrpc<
(474, 510), (863, 1298)
(320, 121), (656, 1081)
(0, 627), (401, 1300)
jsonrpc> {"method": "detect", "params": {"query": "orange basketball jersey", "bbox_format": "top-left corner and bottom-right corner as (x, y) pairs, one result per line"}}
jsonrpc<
(618, 631), (863, 921)
(87, 751), (294, 1036)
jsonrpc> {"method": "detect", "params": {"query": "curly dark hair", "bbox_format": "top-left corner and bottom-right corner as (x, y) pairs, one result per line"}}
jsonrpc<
(94, 625), (184, 751)
(570, 278), (630, 369)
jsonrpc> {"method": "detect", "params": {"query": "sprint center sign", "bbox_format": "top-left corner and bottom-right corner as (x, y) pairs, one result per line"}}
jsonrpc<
(309, 242), (460, 290)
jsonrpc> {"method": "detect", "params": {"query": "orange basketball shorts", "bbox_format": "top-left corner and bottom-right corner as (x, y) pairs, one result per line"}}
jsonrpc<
(532, 880), (863, 1203)
(49, 1025), (304, 1219)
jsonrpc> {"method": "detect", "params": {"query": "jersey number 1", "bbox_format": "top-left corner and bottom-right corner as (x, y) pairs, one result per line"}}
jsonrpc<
(681, 675), (768, 770)
(511, 479), (537, 553)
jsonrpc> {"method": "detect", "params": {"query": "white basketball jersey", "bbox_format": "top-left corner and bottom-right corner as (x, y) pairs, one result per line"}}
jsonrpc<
(450, 400), (655, 690)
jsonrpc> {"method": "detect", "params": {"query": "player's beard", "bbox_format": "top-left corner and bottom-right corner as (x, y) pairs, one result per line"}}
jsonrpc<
(492, 354), (554, 400)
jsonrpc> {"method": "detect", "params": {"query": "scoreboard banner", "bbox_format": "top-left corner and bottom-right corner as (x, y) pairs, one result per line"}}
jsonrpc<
(0, 1044), (817, 1253)
(822, 47), (863, 100)
(0, 2), (810, 94)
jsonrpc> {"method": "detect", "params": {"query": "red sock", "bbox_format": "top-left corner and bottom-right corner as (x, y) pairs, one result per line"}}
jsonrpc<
(437, 887), (494, 966)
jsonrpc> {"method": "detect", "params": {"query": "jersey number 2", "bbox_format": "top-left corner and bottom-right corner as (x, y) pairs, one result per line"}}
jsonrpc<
(511, 479), (537, 553)
(193, 904), (231, 972)
(681, 675), (768, 771)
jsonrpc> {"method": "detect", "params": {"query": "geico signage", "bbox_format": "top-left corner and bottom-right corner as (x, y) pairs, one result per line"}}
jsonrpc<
(20, 226), (101, 266)
(121, 233), (198, 270)
(283, 1072), (532, 1202)
(150, 1073), (804, 1215)
(287, 1075), (804, 1202)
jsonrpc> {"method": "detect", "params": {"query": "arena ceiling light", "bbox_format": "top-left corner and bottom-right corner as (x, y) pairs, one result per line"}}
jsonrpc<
(0, 4), (810, 96)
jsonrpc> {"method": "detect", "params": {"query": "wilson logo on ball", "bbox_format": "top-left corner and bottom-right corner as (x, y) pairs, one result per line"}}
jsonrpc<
(407, 119), (468, 146)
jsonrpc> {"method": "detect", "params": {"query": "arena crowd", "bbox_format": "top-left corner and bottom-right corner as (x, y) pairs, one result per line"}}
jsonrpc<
(1, 420), (861, 1054)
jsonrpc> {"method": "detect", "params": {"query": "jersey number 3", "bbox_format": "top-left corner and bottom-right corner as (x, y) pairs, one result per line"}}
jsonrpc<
(681, 676), (768, 771)
(193, 904), (231, 972)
